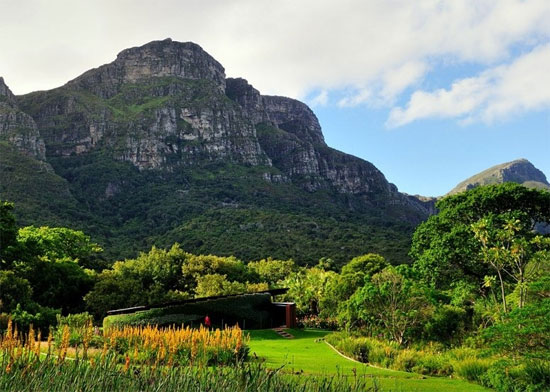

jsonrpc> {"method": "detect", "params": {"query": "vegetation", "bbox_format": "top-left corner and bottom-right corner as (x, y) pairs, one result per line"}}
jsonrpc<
(0, 322), (379, 392)
(326, 332), (550, 391)
(409, 183), (550, 288)
(1, 183), (549, 390)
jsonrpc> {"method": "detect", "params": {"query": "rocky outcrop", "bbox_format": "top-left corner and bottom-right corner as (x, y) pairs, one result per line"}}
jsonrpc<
(68, 39), (226, 98)
(225, 78), (324, 144)
(448, 159), (550, 195)
(0, 77), (46, 160)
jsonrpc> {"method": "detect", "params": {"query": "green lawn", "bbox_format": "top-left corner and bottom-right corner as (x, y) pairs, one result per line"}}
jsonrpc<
(247, 329), (491, 392)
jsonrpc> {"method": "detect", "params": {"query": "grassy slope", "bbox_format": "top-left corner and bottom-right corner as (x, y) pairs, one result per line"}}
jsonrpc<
(247, 329), (490, 392)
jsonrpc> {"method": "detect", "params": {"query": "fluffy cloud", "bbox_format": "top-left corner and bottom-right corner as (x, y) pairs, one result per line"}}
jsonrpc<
(387, 44), (550, 127)
(310, 90), (329, 107)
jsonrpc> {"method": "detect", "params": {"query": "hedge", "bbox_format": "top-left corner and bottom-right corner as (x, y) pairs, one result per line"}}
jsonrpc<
(103, 293), (274, 330)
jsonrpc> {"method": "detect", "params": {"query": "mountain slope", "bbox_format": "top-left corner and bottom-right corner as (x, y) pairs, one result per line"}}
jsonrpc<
(448, 159), (550, 195)
(2, 39), (431, 265)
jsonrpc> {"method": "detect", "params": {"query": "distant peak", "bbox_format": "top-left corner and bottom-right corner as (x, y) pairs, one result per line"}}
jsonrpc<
(447, 158), (549, 195)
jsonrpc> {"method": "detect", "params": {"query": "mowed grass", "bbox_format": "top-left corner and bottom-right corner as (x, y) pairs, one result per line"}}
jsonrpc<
(247, 329), (491, 392)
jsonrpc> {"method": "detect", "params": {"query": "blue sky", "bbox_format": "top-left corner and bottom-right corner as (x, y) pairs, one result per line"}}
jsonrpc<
(1, 0), (549, 196)
(313, 100), (549, 196)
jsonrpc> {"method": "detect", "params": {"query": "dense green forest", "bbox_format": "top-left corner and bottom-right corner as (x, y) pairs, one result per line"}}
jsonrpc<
(1, 183), (549, 390)
(0, 141), (414, 266)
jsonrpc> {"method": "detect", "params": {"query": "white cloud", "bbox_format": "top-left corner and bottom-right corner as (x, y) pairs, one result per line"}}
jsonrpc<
(386, 44), (550, 127)
(309, 90), (329, 107)
(338, 88), (372, 108)
(0, 0), (549, 119)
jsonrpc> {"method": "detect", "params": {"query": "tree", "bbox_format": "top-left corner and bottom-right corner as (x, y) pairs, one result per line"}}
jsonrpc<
(320, 254), (388, 318)
(473, 213), (550, 311)
(0, 201), (17, 265)
(194, 274), (246, 297)
(345, 266), (432, 344)
(247, 258), (296, 284)
(17, 226), (102, 265)
(0, 270), (32, 312)
(181, 254), (249, 291)
(84, 271), (144, 319)
(341, 253), (389, 282)
(483, 298), (550, 359)
(282, 267), (338, 316)
(410, 184), (550, 288)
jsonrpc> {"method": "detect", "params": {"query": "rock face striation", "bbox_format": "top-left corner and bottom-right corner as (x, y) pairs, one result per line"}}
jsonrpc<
(0, 77), (45, 160)
(448, 159), (550, 195)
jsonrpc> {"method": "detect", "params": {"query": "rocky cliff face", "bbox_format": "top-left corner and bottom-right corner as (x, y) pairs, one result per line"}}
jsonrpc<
(0, 77), (45, 160)
(19, 40), (269, 170)
(448, 159), (550, 195)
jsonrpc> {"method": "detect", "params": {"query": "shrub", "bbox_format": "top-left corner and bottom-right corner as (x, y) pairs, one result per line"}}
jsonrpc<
(414, 354), (453, 376)
(54, 312), (102, 347)
(482, 360), (525, 391)
(298, 315), (339, 330)
(524, 360), (550, 391)
(10, 304), (60, 333)
(454, 358), (491, 382)
(393, 350), (420, 372)
(423, 304), (468, 344)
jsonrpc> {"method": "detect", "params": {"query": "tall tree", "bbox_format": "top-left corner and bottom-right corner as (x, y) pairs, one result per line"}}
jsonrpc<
(410, 184), (550, 288)
(346, 266), (432, 345)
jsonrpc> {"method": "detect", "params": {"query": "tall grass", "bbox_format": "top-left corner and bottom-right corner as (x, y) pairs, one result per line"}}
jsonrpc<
(104, 323), (248, 366)
(0, 354), (380, 392)
(326, 332), (550, 391)
(1, 320), (379, 392)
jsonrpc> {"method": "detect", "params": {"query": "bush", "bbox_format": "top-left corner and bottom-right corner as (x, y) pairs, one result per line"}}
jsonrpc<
(54, 312), (103, 348)
(298, 315), (339, 330)
(413, 354), (453, 376)
(10, 303), (60, 333)
(483, 299), (550, 359)
(524, 360), (550, 391)
(424, 304), (468, 344)
(393, 350), (420, 372)
(481, 360), (525, 391)
(454, 358), (491, 382)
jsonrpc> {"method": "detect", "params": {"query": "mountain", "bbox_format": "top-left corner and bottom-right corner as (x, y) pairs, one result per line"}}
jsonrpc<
(2, 39), (432, 265)
(0, 77), (46, 160)
(448, 159), (550, 195)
